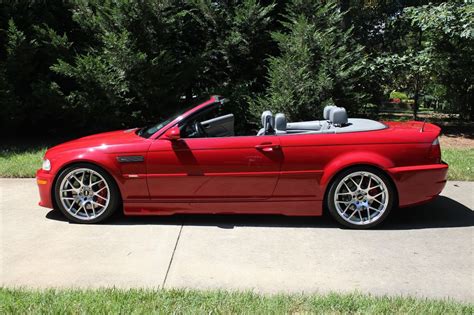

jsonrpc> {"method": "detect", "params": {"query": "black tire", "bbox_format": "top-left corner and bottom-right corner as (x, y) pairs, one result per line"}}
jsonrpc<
(54, 163), (120, 224)
(327, 166), (395, 229)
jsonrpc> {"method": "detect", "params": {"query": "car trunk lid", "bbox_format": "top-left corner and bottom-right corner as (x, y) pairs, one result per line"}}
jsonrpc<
(384, 121), (441, 134)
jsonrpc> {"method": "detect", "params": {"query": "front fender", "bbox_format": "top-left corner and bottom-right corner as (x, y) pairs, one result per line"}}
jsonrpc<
(47, 149), (118, 179)
(46, 146), (149, 201)
(45, 148), (128, 197)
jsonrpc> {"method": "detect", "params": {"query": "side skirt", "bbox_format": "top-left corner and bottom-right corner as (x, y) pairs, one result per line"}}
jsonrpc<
(123, 200), (323, 216)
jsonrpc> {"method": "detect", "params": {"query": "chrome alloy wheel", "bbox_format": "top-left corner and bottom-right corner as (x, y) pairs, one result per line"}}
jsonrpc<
(59, 168), (110, 220)
(333, 171), (389, 226)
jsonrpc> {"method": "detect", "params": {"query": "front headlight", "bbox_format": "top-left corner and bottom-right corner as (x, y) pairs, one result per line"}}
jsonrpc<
(42, 159), (51, 171)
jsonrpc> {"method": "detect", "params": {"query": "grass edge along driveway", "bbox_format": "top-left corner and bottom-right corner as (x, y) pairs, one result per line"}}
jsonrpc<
(1, 288), (472, 314)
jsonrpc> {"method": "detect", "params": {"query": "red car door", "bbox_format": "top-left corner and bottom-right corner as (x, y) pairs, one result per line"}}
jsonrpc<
(146, 135), (282, 201)
(272, 133), (327, 200)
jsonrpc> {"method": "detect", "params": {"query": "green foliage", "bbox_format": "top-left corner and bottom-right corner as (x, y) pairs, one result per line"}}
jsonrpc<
(359, 103), (379, 120)
(405, 3), (474, 40)
(373, 2), (473, 120)
(0, 0), (472, 137)
(0, 0), (276, 136)
(181, 0), (276, 130)
(0, 2), (78, 134)
(251, 0), (367, 121)
(405, 3), (474, 119)
(390, 91), (409, 100)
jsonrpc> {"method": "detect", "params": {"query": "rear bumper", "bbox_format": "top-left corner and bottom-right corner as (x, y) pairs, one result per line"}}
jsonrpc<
(388, 162), (448, 207)
(36, 169), (54, 209)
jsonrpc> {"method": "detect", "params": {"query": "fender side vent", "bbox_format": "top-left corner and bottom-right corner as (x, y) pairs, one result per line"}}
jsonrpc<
(117, 155), (144, 163)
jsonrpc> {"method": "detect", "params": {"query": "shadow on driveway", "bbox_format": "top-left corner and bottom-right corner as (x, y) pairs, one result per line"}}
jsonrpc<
(46, 196), (473, 230)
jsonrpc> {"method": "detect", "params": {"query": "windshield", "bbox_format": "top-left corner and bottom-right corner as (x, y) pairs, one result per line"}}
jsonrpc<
(137, 98), (209, 138)
(137, 117), (176, 138)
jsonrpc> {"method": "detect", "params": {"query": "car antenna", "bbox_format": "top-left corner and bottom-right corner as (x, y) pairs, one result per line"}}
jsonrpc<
(420, 119), (426, 132)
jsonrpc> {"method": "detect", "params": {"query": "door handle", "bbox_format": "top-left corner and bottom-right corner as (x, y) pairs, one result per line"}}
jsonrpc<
(255, 143), (280, 152)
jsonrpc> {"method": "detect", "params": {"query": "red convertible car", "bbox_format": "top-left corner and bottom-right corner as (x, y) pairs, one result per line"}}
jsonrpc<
(36, 96), (448, 228)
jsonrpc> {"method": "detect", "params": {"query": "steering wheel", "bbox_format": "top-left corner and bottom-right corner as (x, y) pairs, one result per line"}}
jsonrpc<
(193, 121), (207, 137)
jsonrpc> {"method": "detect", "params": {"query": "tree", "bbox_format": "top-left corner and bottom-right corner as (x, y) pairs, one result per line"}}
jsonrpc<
(49, 1), (185, 131)
(0, 1), (276, 135)
(251, 0), (367, 122)
(374, 50), (434, 120)
(0, 1), (77, 136)
(405, 3), (473, 120)
(184, 0), (276, 129)
(50, 0), (276, 132)
(369, 1), (473, 120)
(1, 0), (472, 138)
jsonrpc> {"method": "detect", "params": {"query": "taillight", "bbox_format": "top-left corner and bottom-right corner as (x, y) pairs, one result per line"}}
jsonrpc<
(428, 137), (441, 163)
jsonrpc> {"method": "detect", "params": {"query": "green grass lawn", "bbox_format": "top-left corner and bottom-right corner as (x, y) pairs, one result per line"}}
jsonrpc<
(0, 288), (472, 314)
(442, 148), (473, 181)
(0, 146), (472, 181)
(0, 146), (47, 178)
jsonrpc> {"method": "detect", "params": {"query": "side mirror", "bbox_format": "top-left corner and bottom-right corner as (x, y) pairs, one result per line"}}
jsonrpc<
(163, 126), (181, 140)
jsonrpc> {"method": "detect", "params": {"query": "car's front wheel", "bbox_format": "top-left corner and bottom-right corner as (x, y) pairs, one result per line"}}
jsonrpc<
(327, 167), (395, 229)
(54, 164), (120, 224)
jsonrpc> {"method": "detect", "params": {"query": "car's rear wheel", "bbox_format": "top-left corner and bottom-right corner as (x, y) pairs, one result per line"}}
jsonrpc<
(54, 164), (120, 224)
(327, 167), (395, 229)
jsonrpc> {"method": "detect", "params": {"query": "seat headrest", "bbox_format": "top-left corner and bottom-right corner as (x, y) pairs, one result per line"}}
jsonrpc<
(261, 110), (273, 126)
(323, 105), (337, 120)
(274, 113), (287, 132)
(330, 107), (348, 126)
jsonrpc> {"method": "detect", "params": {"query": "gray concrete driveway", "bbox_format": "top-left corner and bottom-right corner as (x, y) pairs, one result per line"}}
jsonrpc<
(1, 179), (473, 302)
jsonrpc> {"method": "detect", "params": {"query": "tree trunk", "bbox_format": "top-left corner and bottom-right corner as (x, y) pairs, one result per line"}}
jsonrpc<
(413, 28), (423, 121)
(469, 93), (474, 122)
(413, 85), (419, 121)
(185, 87), (193, 102)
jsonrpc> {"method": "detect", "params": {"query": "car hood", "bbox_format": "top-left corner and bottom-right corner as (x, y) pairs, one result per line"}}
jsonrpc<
(46, 129), (145, 155)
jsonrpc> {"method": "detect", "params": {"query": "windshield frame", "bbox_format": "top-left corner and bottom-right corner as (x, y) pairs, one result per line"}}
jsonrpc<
(140, 96), (218, 139)
(137, 107), (192, 139)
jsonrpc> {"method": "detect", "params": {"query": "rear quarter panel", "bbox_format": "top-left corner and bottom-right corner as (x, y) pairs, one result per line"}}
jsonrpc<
(276, 126), (439, 204)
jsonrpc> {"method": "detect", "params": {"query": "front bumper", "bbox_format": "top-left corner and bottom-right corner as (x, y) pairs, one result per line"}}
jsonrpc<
(388, 162), (448, 207)
(36, 169), (54, 208)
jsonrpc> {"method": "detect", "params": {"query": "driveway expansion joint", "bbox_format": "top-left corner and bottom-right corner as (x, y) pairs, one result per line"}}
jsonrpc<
(161, 224), (183, 288)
